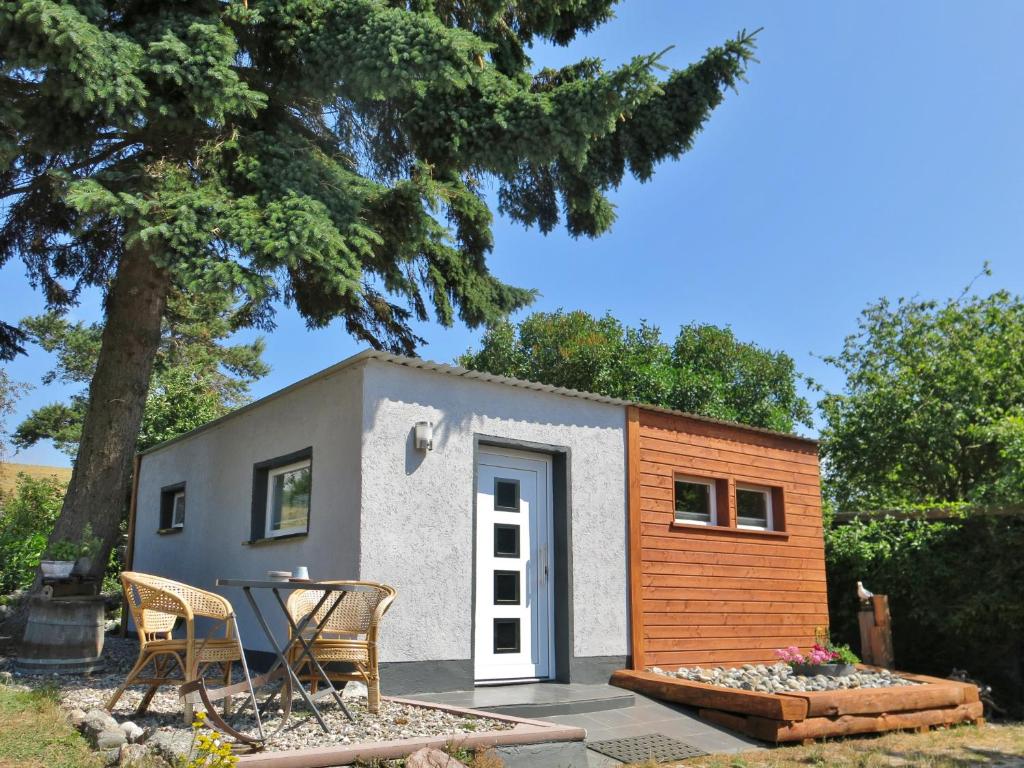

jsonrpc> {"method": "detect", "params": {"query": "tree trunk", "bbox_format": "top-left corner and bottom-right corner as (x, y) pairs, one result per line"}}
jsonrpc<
(44, 245), (170, 581)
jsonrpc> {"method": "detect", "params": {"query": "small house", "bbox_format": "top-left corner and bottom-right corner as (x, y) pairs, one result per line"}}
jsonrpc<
(129, 350), (826, 695)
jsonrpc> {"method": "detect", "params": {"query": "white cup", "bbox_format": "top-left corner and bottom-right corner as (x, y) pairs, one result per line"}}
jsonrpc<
(293, 566), (309, 580)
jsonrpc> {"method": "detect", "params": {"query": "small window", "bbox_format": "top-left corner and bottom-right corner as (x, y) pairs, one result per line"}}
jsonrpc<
(159, 483), (186, 530)
(493, 618), (520, 654)
(494, 523), (520, 558)
(266, 460), (312, 538)
(736, 485), (773, 530)
(494, 478), (520, 512)
(674, 476), (716, 526)
(493, 570), (520, 605)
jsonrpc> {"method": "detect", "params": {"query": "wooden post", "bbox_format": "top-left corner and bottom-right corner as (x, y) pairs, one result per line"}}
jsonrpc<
(626, 406), (645, 671)
(119, 453), (141, 638)
(858, 595), (894, 668)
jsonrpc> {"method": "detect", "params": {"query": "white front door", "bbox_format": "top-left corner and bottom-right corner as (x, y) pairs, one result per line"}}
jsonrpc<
(474, 448), (554, 682)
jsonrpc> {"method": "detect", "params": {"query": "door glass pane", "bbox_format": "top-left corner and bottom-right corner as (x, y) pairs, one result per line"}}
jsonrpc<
(493, 523), (520, 558)
(493, 618), (520, 653)
(493, 570), (520, 605)
(494, 478), (520, 511)
(674, 479), (712, 523)
(737, 488), (769, 528)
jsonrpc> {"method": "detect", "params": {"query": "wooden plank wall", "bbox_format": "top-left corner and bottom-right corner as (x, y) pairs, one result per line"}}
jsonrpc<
(629, 406), (829, 670)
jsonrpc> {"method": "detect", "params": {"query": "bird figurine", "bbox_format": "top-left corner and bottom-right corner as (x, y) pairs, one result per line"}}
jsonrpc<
(857, 581), (874, 601)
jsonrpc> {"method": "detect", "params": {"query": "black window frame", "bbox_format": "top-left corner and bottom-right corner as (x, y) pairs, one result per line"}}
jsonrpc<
(493, 570), (521, 605)
(493, 523), (520, 558)
(250, 447), (313, 543)
(493, 477), (521, 512)
(158, 482), (186, 533)
(493, 618), (521, 654)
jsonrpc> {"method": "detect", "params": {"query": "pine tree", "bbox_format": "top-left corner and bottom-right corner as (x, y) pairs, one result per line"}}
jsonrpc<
(2, 0), (757, 575)
(14, 291), (269, 455)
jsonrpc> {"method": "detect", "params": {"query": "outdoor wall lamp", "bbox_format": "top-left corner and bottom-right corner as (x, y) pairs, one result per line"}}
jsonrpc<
(414, 421), (434, 451)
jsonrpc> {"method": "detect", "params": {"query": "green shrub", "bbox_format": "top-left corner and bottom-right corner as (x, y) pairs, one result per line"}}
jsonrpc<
(0, 473), (66, 592)
(826, 513), (1024, 716)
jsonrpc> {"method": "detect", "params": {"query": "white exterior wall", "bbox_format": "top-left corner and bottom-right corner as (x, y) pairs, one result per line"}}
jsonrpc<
(358, 360), (628, 666)
(132, 365), (364, 650)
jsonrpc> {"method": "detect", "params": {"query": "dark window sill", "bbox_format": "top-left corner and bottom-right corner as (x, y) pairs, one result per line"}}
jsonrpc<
(669, 522), (789, 539)
(243, 532), (308, 547)
(157, 527), (184, 535)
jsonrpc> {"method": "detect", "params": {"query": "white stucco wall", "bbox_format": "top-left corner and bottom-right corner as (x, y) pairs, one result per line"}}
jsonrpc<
(132, 365), (364, 650)
(358, 360), (628, 666)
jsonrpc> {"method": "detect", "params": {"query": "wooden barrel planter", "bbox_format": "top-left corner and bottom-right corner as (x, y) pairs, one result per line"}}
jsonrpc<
(16, 595), (105, 674)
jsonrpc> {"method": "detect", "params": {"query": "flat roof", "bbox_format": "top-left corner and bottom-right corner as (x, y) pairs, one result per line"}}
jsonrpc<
(140, 349), (818, 456)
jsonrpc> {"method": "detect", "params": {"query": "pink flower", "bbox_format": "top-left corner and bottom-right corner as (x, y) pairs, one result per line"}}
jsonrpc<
(774, 646), (805, 664)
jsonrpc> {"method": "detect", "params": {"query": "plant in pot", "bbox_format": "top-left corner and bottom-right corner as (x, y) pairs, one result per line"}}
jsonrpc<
(775, 641), (860, 677)
(72, 524), (102, 575)
(40, 539), (80, 579)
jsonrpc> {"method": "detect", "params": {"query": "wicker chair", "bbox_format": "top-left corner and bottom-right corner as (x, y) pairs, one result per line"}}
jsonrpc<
(285, 581), (396, 713)
(108, 571), (243, 722)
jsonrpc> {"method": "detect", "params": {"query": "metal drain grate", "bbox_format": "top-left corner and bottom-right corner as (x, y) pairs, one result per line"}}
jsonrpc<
(588, 733), (708, 763)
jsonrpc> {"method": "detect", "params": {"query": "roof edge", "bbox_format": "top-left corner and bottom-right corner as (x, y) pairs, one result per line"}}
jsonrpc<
(139, 348), (818, 458)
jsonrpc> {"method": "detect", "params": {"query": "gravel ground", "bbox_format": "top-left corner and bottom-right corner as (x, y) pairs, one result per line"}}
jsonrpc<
(2, 635), (511, 754)
(650, 663), (919, 693)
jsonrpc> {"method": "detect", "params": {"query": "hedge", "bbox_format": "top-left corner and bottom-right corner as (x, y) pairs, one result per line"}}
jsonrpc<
(826, 513), (1024, 717)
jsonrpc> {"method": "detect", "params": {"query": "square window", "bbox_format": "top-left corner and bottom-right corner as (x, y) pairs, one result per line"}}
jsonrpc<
(266, 460), (311, 537)
(674, 477), (716, 525)
(736, 486), (773, 530)
(494, 523), (520, 558)
(159, 483), (186, 530)
(493, 618), (520, 654)
(494, 478), (520, 511)
(493, 570), (520, 605)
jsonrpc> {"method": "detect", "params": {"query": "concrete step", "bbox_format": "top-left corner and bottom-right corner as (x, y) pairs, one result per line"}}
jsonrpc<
(412, 682), (636, 717)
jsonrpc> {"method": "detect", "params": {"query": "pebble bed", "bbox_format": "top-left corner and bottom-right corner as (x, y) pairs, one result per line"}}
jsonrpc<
(2, 636), (511, 756)
(649, 663), (919, 693)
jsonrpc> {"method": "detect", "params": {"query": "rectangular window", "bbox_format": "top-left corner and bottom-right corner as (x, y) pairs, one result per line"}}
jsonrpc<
(493, 570), (520, 605)
(736, 485), (773, 530)
(674, 476), (716, 525)
(493, 618), (520, 654)
(493, 478), (520, 512)
(251, 448), (313, 542)
(266, 460), (312, 538)
(159, 483), (186, 531)
(493, 523), (520, 558)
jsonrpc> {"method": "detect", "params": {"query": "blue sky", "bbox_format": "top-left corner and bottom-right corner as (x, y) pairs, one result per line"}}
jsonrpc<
(4, 0), (1024, 467)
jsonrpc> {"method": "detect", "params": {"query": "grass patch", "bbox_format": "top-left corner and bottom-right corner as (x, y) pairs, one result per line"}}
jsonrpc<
(0, 684), (102, 768)
(630, 722), (1024, 767)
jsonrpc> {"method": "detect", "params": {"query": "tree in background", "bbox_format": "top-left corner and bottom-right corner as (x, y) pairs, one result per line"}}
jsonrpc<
(14, 292), (268, 456)
(0, 473), (67, 593)
(0, 370), (29, 460)
(819, 287), (1024, 511)
(459, 310), (812, 432)
(3, 0), (759, 576)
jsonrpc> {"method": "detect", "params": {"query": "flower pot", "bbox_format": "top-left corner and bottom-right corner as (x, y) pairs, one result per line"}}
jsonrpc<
(791, 662), (856, 677)
(40, 560), (75, 579)
(72, 556), (92, 575)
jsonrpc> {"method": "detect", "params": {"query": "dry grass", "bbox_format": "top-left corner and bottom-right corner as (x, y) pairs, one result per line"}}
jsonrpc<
(626, 723), (1024, 767)
(0, 463), (71, 498)
(0, 684), (101, 768)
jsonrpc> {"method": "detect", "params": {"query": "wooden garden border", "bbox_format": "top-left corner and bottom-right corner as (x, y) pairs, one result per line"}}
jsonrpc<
(610, 668), (983, 743)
